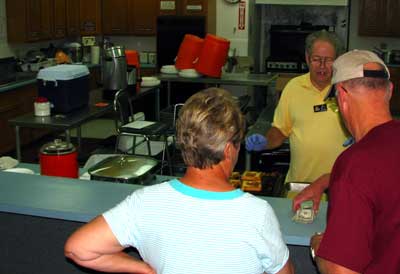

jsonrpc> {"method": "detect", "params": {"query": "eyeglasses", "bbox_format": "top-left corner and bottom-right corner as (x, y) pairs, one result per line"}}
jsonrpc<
(310, 56), (334, 66)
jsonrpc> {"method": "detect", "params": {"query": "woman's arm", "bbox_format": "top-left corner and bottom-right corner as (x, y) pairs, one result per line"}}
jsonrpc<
(64, 216), (155, 274)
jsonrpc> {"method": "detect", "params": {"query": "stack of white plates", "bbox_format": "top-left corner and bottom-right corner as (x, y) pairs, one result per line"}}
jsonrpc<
(160, 65), (178, 74)
(141, 76), (161, 87)
(178, 69), (202, 78)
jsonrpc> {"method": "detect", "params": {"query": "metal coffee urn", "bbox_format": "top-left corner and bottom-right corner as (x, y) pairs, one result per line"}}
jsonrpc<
(102, 46), (127, 100)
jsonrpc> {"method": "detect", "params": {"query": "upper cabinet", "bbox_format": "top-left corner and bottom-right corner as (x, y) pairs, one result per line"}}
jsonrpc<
(130, 0), (159, 35)
(102, 0), (158, 36)
(7, 0), (55, 42)
(359, 0), (400, 37)
(53, 0), (67, 39)
(66, 0), (80, 37)
(80, 0), (102, 35)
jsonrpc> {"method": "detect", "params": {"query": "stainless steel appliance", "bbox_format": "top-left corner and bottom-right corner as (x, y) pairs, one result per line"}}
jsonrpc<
(102, 46), (127, 93)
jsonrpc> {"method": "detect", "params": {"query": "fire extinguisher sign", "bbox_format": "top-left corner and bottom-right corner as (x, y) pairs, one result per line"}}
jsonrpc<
(238, 1), (246, 30)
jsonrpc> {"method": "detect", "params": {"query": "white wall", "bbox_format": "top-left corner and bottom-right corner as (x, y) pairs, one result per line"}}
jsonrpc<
(216, 1), (249, 56)
(0, 0), (13, 58)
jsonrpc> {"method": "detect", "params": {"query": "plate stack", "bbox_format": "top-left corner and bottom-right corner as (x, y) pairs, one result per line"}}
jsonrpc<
(141, 76), (161, 87)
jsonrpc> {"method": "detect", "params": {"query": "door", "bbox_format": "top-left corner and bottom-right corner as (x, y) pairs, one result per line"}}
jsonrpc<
(80, 0), (102, 35)
(54, 0), (66, 39)
(39, 0), (54, 40)
(130, 0), (158, 35)
(102, 0), (129, 34)
(67, 0), (80, 36)
(26, 0), (42, 41)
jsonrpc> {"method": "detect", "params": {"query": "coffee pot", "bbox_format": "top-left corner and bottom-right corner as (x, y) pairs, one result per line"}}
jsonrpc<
(102, 46), (127, 92)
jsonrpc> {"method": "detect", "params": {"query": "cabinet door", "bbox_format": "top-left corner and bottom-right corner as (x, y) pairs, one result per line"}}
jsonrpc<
(26, 0), (42, 41)
(130, 0), (158, 35)
(40, 0), (54, 40)
(54, 0), (66, 39)
(181, 0), (207, 16)
(80, 0), (102, 35)
(67, 0), (80, 36)
(386, 0), (400, 36)
(102, 0), (129, 34)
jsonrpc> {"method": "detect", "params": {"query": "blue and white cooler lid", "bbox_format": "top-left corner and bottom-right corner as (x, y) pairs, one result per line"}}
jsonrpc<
(37, 64), (90, 81)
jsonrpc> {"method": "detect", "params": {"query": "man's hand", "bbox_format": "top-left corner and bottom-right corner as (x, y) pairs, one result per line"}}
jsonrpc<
(245, 134), (268, 151)
(292, 174), (330, 213)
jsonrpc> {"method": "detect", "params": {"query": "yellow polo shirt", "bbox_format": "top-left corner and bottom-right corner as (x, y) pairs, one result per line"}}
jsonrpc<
(273, 73), (348, 183)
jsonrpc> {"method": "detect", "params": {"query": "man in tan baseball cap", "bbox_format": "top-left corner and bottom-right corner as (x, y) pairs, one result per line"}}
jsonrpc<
(310, 50), (400, 274)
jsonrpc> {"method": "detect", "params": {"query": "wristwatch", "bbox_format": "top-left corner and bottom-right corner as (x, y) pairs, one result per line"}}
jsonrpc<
(310, 246), (316, 260)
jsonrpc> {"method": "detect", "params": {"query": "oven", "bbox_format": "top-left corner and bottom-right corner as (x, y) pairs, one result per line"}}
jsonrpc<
(265, 24), (332, 73)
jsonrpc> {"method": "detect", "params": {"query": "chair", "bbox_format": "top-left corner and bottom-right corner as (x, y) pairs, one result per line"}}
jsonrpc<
(113, 89), (173, 175)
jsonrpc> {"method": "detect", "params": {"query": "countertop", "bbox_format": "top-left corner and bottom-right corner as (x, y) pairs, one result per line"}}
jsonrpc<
(0, 163), (327, 246)
(0, 63), (101, 93)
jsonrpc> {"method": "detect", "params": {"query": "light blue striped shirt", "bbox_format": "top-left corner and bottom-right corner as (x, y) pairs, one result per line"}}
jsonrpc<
(103, 179), (289, 274)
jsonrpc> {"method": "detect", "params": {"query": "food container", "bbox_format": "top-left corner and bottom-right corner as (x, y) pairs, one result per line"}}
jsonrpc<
(34, 97), (51, 116)
(37, 64), (90, 113)
(88, 155), (159, 185)
(40, 139), (78, 178)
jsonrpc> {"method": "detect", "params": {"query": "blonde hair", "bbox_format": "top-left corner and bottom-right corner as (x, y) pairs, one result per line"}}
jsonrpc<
(176, 88), (245, 169)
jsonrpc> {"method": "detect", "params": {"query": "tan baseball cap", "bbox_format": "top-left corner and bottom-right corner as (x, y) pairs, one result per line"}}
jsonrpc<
(331, 49), (390, 85)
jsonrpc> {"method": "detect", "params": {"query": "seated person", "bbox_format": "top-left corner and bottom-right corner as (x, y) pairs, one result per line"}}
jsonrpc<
(64, 87), (294, 274)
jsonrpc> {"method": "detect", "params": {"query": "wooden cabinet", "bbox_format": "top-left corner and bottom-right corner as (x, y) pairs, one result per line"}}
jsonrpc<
(359, 0), (400, 37)
(53, 0), (67, 39)
(102, 0), (158, 36)
(66, 0), (80, 37)
(102, 0), (130, 34)
(0, 84), (39, 154)
(130, 0), (158, 35)
(80, 0), (102, 35)
(6, 0), (54, 42)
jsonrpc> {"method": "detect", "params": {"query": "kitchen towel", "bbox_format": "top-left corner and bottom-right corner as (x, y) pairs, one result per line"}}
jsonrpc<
(91, 46), (100, 64)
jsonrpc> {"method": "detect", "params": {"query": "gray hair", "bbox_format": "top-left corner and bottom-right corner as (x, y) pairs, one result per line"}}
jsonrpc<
(305, 29), (343, 57)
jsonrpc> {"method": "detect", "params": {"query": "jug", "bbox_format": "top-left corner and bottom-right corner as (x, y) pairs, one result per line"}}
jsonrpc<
(102, 46), (127, 92)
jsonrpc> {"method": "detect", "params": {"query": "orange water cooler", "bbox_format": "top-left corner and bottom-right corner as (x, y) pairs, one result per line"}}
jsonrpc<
(125, 50), (141, 93)
(195, 34), (230, 78)
(175, 34), (204, 70)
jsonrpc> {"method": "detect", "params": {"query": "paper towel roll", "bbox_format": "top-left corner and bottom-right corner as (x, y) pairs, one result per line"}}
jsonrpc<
(91, 46), (100, 64)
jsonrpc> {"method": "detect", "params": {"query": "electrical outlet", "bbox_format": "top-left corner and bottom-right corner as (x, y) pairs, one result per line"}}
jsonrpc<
(82, 36), (96, 46)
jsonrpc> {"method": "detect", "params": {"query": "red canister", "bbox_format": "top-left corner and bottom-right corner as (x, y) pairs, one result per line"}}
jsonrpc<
(175, 34), (204, 70)
(195, 34), (230, 78)
(39, 139), (79, 178)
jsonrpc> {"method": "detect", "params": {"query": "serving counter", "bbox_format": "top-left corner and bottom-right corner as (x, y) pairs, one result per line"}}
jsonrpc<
(0, 167), (323, 273)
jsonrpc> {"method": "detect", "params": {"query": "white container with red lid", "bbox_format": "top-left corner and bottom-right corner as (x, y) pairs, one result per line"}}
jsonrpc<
(34, 97), (51, 116)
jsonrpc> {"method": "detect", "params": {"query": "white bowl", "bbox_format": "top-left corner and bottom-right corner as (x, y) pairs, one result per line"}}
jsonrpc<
(178, 69), (202, 78)
(161, 65), (178, 74)
(141, 76), (161, 87)
(3, 168), (35, 174)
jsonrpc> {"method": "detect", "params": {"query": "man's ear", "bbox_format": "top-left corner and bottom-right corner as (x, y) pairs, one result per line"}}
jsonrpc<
(305, 51), (310, 66)
(336, 84), (348, 113)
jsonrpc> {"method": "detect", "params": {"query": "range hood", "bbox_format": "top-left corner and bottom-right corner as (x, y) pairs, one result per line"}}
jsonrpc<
(255, 0), (348, 6)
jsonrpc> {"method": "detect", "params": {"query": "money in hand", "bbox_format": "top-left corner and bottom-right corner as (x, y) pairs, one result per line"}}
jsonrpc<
(292, 200), (315, 224)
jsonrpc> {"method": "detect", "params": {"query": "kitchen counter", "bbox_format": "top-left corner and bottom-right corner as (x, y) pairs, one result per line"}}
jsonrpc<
(0, 166), (326, 246)
(0, 63), (101, 93)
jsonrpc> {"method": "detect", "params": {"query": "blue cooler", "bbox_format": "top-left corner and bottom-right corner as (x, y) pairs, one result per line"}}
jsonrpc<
(37, 64), (90, 113)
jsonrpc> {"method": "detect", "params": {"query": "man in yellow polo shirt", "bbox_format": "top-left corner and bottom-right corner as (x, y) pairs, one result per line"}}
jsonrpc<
(246, 30), (349, 211)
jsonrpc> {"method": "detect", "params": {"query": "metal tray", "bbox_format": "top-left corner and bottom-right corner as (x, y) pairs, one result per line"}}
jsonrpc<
(88, 155), (159, 185)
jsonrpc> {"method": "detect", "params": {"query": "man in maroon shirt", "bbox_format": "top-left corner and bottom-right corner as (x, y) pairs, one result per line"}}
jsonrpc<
(310, 50), (400, 274)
